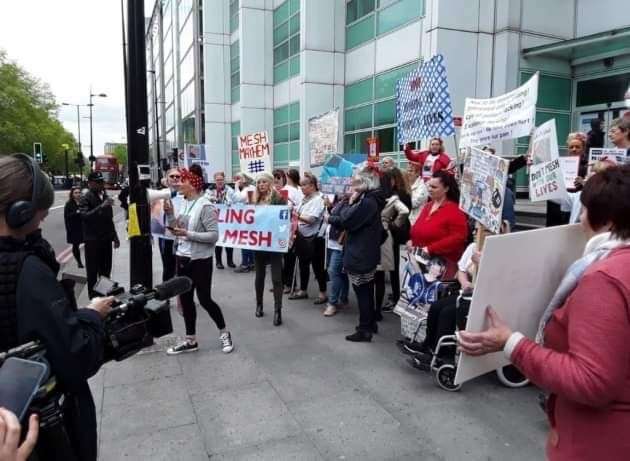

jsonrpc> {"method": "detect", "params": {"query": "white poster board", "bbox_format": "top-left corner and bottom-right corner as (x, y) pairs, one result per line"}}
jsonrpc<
(559, 156), (580, 188)
(182, 144), (222, 184)
(588, 147), (628, 167)
(530, 119), (559, 164)
(529, 119), (566, 202)
(459, 73), (538, 148)
(308, 109), (339, 167)
(454, 225), (588, 385)
(238, 131), (272, 175)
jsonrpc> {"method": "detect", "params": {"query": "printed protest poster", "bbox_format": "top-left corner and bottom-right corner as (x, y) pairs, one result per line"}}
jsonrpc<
(182, 144), (219, 183)
(216, 204), (290, 253)
(459, 73), (538, 148)
(308, 109), (339, 167)
(559, 156), (580, 188)
(455, 224), (588, 385)
(396, 54), (455, 144)
(588, 147), (628, 169)
(238, 131), (272, 175)
(150, 195), (183, 240)
(528, 119), (567, 202)
(459, 147), (509, 233)
(319, 153), (367, 195)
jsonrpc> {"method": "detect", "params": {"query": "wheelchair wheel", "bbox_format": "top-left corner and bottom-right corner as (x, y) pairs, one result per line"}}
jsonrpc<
(496, 365), (529, 388)
(434, 364), (461, 392)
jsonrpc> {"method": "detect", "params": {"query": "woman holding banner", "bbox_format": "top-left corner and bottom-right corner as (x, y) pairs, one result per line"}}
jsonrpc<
(404, 138), (454, 182)
(164, 168), (234, 355)
(253, 172), (287, 326)
(458, 165), (630, 461)
(408, 170), (468, 278)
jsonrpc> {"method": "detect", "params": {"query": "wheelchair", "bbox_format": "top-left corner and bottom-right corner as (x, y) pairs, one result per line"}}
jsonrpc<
(422, 290), (529, 392)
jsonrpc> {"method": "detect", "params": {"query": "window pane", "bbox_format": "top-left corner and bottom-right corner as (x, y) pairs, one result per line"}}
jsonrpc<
(274, 42), (290, 62)
(275, 105), (290, 125)
(356, 131), (372, 154)
(375, 127), (395, 152)
(289, 13), (300, 35)
(358, 0), (376, 17)
(179, 14), (194, 50)
(274, 125), (289, 143)
(289, 102), (300, 121)
(344, 134), (356, 152)
(374, 99), (395, 126)
(345, 78), (373, 108)
(274, 143), (289, 163)
(289, 141), (300, 160)
(274, 1), (290, 27)
(377, 0), (422, 36)
(346, 15), (375, 49)
(274, 22), (289, 44)
(374, 61), (418, 99)
(289, 0), (300, 14)
(231, 40), (239, 57)
(180, 48), (195, 86)
(274, 61), (290, 83)
(289, 122), (300, 141)
(345, 105), (372, 131)
(231, 71), (240, 87)
(231, 121), (241, 136)
(181, 82), (195, 117)
(289, 54), (300, 77)
(346, 0), (358, 24)
(289, 34), (300, 56)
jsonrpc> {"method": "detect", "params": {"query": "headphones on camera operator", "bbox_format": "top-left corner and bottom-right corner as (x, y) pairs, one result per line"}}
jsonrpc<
(6, 153), (42, 229)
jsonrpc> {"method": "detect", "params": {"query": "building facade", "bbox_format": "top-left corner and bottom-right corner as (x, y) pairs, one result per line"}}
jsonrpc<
(146, 0), (630, 189)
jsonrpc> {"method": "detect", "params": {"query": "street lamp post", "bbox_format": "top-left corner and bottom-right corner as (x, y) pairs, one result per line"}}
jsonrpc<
(147, 69), (162, 181)
(88, 89), (107, 170)
(62, 102), (89, 182)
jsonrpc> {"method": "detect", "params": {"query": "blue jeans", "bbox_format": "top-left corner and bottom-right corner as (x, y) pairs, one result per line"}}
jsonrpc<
(327, 249), (349, 305)
(241, 249), (255, 267)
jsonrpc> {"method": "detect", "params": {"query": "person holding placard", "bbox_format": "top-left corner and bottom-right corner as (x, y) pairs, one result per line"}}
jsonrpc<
(408, 170), (468, 278)
(404, 138), (454, 182)
(233, 172), (256, 273)
(458, 165), (630, 461)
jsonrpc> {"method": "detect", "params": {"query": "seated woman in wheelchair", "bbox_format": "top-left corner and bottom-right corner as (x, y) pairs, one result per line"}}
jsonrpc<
(409, 221), (508, 369)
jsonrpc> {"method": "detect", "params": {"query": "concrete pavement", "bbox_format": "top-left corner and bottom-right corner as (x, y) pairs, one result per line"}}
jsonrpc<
(69, 221), (547, 460)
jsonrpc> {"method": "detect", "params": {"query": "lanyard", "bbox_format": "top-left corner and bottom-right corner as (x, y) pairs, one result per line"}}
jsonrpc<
(182, 198), (199, 217)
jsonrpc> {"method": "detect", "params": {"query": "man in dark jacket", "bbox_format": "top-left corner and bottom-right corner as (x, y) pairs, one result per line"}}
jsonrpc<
(80, 172), (120, 298)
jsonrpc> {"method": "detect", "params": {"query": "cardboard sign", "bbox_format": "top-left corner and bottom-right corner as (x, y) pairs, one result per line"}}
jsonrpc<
(319, 153), (367, 195)
(182, 144), (221, 184)
(308, 109), (339, 167)
(396, 54), (455, 144)
(559, 156), (580, 189)
(460, 73), (538, 148)
(588, 147), (628, 168)
(238, 131), (272, 175)
(455, 225), (588, 385)
(531, 119), (559, 164)
(529, 159), (567, 202)
(216, 204), (290, 253)
(459, 147), (509, 234)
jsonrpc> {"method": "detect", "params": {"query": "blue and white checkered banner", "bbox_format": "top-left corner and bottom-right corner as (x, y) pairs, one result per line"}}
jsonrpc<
(216, 204), (290, 253)
(396, 54), (455, 144)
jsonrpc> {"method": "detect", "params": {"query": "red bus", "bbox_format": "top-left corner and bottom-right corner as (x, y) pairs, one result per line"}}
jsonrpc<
(94, 155), (120, 189)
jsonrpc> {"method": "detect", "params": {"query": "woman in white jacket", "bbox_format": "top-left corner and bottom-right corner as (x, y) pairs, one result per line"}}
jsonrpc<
(406, 162), (429, 225)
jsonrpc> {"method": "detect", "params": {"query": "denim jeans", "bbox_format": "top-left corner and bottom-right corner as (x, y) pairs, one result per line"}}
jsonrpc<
(241, 249), (255, 267)
(327, 249), (349, 305)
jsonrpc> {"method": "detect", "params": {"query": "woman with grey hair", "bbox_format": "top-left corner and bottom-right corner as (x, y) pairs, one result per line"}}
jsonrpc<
(328, 164), (385, 342)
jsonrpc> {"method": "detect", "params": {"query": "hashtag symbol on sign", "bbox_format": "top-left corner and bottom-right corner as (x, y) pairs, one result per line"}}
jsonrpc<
(248, 160), (265, 173)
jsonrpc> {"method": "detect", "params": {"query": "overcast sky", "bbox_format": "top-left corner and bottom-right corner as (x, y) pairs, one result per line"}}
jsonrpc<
(0, 0), (155, 156)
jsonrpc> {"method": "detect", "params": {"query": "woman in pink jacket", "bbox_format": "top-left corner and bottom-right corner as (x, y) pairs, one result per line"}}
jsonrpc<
(458, 164), (630, 461)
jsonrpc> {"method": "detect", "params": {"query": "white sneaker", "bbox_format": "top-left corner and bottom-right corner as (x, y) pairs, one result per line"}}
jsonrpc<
(323, 304), (337, 317)
(220, 332), (234, 353)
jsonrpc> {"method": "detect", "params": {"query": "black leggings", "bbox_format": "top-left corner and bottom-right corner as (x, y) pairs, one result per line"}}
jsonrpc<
(390, 242), (401, 302)
(72, 243), (82, 266)
(254, 251), (283, 310)
(353, 280), (376, 333)
(215, 245), (234, 265)
(297, 237), (327, 292)
(282, 248), (297, 289)
(176, 256), (226, 336)
(375, 271), (386, 314)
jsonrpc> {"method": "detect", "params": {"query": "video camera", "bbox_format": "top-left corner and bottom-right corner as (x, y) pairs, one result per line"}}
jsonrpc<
(93, 275), (192, 361)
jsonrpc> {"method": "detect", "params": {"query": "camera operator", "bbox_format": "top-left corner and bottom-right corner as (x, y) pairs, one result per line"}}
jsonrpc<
(0, 155), (113, 460)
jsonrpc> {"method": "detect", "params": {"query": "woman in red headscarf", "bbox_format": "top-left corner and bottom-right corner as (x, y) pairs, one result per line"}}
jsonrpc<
(163, 168), (235, 355)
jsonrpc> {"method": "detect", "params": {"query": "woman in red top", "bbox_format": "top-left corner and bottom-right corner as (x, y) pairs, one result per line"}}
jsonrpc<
(459, 165), (630, 461)
(404, 137), (454, 182)
(409, 170), (468, 278)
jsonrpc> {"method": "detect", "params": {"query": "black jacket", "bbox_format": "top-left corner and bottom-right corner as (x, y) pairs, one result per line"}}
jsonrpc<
(328, 190), (385, 274)
(0, 232), (105, 460)
(79, 189), (119, 242)
(64, 200), (84, 245)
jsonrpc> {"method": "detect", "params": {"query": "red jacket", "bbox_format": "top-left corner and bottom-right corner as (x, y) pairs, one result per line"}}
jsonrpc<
(410, 200), (468, 268)
(512, 246), (630, 461)
(404, 146), (453, 181)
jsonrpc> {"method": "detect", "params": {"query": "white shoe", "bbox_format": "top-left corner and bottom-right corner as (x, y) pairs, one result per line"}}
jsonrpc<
(323, 304), (337, 317)
(220, 332), (234, 353)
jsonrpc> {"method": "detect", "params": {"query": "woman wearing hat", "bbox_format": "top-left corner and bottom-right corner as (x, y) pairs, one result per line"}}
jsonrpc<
(164, 168), (234, 354)
(253, 172), (287, 325)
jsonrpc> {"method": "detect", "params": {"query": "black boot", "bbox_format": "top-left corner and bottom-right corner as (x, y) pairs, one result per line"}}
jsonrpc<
(273, 309), (282, 326)
(346, 330), (372, 342)
(256, 304), (264, 318)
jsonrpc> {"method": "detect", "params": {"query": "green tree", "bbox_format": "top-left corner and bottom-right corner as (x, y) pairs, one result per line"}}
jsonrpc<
(111, 144), (127, 166)
(0, 49), (78, 175)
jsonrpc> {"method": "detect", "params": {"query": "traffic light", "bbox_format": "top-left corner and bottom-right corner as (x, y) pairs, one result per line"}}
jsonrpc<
(33, 142), (42, 163)
(42, 152), (48, 164)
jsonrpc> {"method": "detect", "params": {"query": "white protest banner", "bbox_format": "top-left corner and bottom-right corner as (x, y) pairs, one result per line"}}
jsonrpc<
(238, 131), (272, 175)
(308, 109), (339, 167)
(455, 225), (588, 385)
(396, 54), (455, 144)
(529, 159), (567, 202)
(216, 204), (290, 253)
(531, 119), (559, 164)
(460, 73), (538, 148)
(182, 144), (221, 183)
(459, 147), (509, 233)
(559, 156), (580, 189)
(588, 147), (628, 168)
